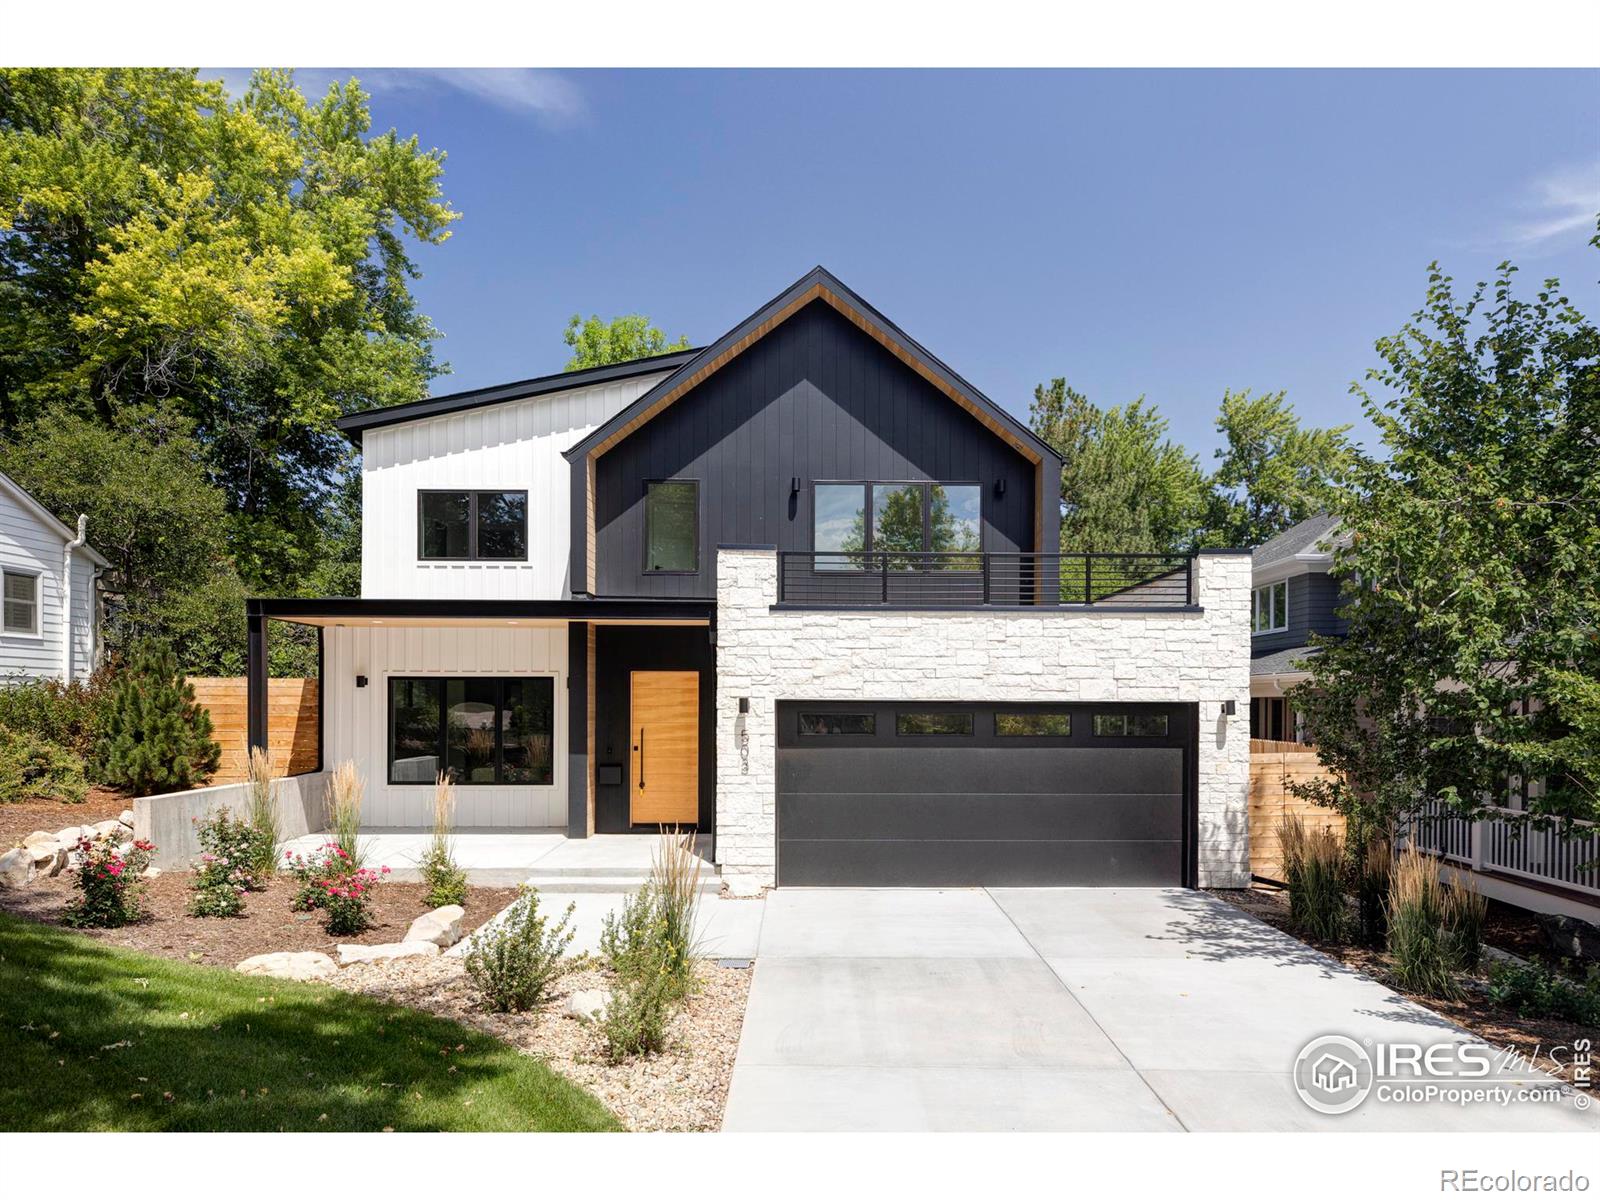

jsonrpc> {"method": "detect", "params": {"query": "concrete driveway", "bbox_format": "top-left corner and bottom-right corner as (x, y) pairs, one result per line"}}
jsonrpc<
(722, 888), (1596, 1132)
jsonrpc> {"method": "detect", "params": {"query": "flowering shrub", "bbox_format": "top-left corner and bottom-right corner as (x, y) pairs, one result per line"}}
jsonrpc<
(65, 836), (155, 928)
(187, 811), (264, 918)
(284, 842), (356, 911)
(319, 867), (388, 935)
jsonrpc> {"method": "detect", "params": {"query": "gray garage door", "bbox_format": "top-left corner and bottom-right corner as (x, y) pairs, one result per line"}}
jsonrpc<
(776, 701), (1192, 887)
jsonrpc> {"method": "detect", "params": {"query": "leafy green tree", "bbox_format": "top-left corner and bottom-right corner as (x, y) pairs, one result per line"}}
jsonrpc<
(1290, 245), (1600, 844)
(101, 644), (221, 794)
(562, 313), (690, 371)
(1204, 389), (1355, 547)
(1028, 378), (1208, 554)
(0, 67), (458, 601)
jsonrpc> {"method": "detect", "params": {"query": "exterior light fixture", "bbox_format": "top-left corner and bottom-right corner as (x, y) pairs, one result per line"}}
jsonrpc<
(356, 675), (368, 689)
(1222, 699), (1236, 716)
(995, 478), (1007, 497)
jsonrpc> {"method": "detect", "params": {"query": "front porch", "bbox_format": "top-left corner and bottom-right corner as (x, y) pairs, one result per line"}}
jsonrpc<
(278, 827), (719, 889)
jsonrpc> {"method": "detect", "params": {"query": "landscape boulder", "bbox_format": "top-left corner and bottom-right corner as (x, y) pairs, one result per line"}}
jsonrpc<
(1536, 912), (1600, 962)
(22, 834), (66, 876)
(564, 989), (610, 1020)
(335, 941), (441, 965)
(404, 904), (465, 948)
(54, 826), (84, 847)
(118, 810), (135, 829)
(0, 848), (36, 890)
(235, 951), (338, 982)
(90, 819), (123, 841)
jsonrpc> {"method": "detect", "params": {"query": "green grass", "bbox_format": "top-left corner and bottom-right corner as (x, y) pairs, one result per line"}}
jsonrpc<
(0, 913), (621, 1131)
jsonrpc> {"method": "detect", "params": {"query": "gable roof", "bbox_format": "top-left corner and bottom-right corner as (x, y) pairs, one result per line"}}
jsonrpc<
(561, 266), (1060, 469)
(1252, 513), (1343, 571)
(331, 349), (701, 445)
(0, 470), (110, 567)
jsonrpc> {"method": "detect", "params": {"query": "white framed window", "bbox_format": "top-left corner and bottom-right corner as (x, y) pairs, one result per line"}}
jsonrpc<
(1252, 579), (1288, 634)
(2, 570), (40, 636)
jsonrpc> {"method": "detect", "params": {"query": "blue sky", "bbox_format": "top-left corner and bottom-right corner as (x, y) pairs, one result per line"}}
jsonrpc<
(252, 69), (1598, 463)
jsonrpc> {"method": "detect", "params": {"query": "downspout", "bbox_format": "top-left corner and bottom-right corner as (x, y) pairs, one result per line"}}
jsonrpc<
(62, 514), (87, 684)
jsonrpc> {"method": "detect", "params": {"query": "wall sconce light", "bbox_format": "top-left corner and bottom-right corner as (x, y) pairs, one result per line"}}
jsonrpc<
(738, 696), (750, 714)
(355, 675), (368, 689)
(790, 477), (801, 495)
(1221, 699), (1236, 716)
(994, 478), (1007, 498)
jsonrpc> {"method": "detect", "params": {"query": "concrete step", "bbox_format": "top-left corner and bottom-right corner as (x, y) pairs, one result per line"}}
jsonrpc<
(523, 872), (723, 895)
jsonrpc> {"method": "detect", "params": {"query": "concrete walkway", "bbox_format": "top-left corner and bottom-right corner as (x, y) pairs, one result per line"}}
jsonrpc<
(722, 888), (1597, 1132)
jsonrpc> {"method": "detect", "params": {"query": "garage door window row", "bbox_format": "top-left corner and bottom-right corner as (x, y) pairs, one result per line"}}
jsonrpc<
(797, 708), (1169, 740)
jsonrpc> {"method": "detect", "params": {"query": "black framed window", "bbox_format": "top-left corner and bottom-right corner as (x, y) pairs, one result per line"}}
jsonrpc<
(418, 491), (528, 561)
(896, 711), (975, 736)
(644, 480), (698, 572)
(388, 676), (554, 785)
(996, 711), (1072, 737)
(813, 481), (981, 570)
(799, 712), (876, 736)
(1093, 713), (1170, 738)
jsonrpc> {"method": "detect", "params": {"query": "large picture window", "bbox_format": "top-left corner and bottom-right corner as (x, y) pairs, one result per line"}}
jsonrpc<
(417, 491), (528, 561)
(1, 570), (39, 635)
(644, 480), (698, 573)
(1253, 580), (1289, 633)
(812, 481), (981, 569)
(387, 676), (554, 786)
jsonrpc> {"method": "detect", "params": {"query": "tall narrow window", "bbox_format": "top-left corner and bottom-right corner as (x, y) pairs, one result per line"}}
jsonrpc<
(1, 571), (39, 635)
(418, 491), (527, 561)
(644, 480), (698, 572)
(813, 483), (867, 570)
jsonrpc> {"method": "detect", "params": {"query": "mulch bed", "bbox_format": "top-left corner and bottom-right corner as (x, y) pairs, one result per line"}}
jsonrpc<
(333, 955), (752, 1132)
(1210, 886), (1595, 1088)
(0, 789), (131, 849)
(0, 869), (519, 967)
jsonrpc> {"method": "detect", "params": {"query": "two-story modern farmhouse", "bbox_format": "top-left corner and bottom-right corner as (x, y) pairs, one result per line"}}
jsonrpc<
(246, 267), (1252, 893)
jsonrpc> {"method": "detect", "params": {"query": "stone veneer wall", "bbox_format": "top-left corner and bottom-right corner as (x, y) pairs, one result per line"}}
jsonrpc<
(713, 547), (1252, 894)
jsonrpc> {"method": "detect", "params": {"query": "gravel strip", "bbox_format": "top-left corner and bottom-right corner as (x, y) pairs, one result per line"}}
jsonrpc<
(330, 955), (752, 1131)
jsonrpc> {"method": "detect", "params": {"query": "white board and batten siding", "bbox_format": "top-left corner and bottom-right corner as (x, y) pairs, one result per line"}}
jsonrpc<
(358, 372), (669, 600)
(0, 472), (100, 684)
(322, 624), (568, 828)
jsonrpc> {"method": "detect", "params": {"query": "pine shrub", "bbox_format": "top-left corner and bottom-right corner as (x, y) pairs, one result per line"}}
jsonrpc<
(100, 646), (219, 795)
(0, 728), (89, 804)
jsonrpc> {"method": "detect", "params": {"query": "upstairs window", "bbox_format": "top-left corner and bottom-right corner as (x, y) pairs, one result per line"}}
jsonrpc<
(813, 481), (982, 569)
(1253, 580), (1288, 633)
(418, 491), (528, 561)
(644, 480), (699, 573)
(1, 571), (39, 635)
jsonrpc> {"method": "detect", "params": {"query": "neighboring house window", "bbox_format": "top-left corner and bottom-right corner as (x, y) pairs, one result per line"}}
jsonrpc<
(417, 491), (528, 561)
(644, 480), (698, 572)
(387, 676), (554, 785)
(1, 570), (39, 635)
(1253, 580), (1288, 633)
(813, 481), (982, 569)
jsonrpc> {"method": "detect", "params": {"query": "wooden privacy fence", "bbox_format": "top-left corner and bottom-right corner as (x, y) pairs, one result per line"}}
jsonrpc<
(188, 677), (319, 784)
(1249, 737), (1345, 883)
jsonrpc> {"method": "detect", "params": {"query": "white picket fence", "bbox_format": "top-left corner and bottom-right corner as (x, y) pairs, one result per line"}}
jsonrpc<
(1405, 800), (1600, 899)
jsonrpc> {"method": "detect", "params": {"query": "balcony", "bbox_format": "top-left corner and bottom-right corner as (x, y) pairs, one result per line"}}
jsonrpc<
(775, 551), (1195, 609)
(1405, 800), (1600, 902)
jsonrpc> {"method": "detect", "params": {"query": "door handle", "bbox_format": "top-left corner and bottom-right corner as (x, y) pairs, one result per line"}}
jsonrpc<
(637, 727), (645, 789)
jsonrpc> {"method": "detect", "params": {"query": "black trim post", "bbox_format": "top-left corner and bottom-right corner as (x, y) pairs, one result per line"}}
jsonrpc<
(315, 626), (325, 772)
(566, 622), (590, 838)
(246, 605), (268, 758)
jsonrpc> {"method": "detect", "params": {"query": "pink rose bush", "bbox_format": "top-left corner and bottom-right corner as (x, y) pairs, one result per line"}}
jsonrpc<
(65, 835), (156, 928)
(285, 842), (389, 933)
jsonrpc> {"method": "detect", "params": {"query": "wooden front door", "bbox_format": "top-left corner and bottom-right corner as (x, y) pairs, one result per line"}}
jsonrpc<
(629, 670), (699, 826)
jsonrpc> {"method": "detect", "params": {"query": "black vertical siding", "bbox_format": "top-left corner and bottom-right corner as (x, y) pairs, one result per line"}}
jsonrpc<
(592, 300), (1040, 599)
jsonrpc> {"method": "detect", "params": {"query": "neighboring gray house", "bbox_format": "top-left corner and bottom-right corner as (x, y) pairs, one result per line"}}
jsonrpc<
(0, 469), (107, 685)
(1249, 513), (1347, 742)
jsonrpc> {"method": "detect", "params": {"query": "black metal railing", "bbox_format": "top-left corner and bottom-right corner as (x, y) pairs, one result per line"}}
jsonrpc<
(776, 551), (1194, 608)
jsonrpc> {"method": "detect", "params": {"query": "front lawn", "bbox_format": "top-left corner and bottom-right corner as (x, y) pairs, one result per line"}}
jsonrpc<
(0, 913), (621, 1131)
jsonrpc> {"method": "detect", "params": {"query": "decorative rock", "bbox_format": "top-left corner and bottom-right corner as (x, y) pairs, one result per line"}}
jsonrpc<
(0, 847), (36, 889)
(1537, 912), (1600, 962)
(90, 819), (123, 841)
(235, 951), (337, 982)
(54, 826), (84, 847)
(335, 941), (441, 965)
(141, 867), (161, 879)
(404, 904), (465, 948)
(23, 830), (57, 851)
(118, 809), (135, 829)
(25, 837), (65, 873)
(564, 989), (610, 1021)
